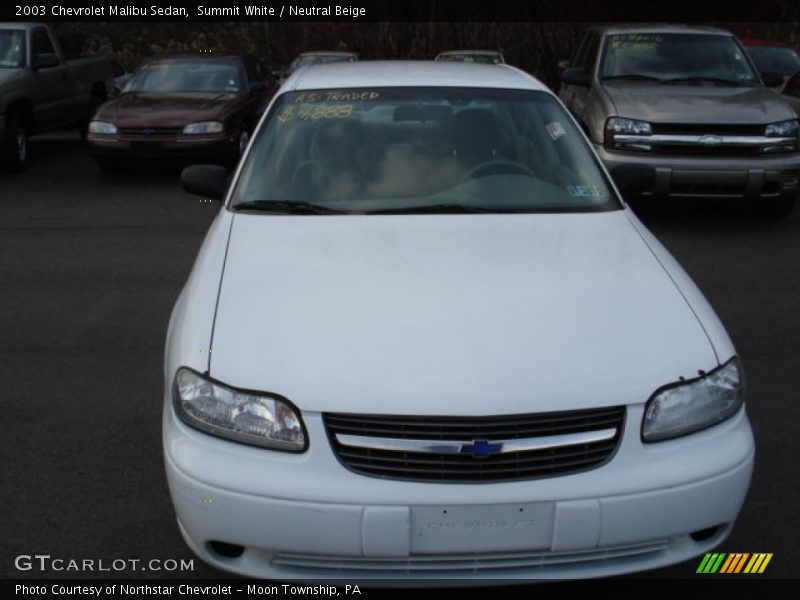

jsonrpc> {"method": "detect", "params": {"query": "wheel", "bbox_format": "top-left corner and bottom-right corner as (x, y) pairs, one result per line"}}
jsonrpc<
(458, 159), (537, 184)
(750, 195), (796, 219)
(96, 158), (122, 175)
(1, 112), (29, 173)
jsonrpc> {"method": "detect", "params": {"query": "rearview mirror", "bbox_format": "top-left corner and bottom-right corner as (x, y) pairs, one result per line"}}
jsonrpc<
(761, 71), (784, 88)
(181, 164), (230, 201)
(561, 67), (591, 87)
(32, 53), (59, 70)
(610, 164), (656, 198)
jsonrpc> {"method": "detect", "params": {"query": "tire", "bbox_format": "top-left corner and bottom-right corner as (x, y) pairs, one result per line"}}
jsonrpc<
(2, 112), (29, 173)
(750, 195), (796, 219)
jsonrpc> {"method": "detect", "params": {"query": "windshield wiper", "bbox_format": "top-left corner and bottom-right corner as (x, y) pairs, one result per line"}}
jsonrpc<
(368, 203), (496, 215)
(601, 74), (665, 82)
(663, 76), (752, 86)
(232, 200), (345, 215)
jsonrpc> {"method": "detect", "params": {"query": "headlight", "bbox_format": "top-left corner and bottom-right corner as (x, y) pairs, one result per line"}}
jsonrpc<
(88, 121), (117, 135)
(642, 358), (744, 443)
(182, 121), (224, 135)
(764, 119), (799, 137)
(604, 117), (653, 151)
(763, 119), (799, 153)
(173, 368), (306, 451)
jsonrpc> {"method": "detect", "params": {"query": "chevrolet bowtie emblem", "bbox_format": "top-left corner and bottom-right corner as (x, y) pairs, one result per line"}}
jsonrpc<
(698, 134), (723, 146)
(459, 439), (503, 457)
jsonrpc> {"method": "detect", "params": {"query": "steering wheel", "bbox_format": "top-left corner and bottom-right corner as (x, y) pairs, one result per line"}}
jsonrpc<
(458, 159), (538, 184)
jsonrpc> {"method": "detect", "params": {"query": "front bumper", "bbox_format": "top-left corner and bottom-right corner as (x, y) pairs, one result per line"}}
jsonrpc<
(86, 132), (239, 166)
(595, 144), (800, 200)
(163, 402), (754, 582)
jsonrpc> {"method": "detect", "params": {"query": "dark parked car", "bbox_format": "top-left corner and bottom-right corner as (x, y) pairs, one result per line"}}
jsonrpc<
(434, 50), (505, 64)
(87, 53), (275, 172)
(278, 51), (358, 84)
(741, 38), (800, 83)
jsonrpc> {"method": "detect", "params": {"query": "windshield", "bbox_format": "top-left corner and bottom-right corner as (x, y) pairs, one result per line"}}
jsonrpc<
(124, 59), (242, 93)
(0, 30), (25, 68)
(601, 33), (758, 84)
(231, 87), (619, 214)
(746, 46), (800, 77)
(288, 54), (356, 74)
(438, 54), (502, 64)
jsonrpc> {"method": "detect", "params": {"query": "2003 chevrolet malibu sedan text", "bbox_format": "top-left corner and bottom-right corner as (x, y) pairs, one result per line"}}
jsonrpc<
(163, 61), (754, 581)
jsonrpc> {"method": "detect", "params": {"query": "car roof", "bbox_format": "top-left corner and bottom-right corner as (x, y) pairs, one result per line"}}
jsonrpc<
(0, 22), (36, 30)
(298, 51), (358, 57)
(596, 23), (733, 36)
(147, 52), (247, 61)
(285, 60), (546, 92)
(438, 50), (503, 55)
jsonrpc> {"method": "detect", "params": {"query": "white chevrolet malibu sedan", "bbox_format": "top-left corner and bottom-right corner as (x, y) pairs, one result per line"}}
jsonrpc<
(163, 61), (754, 581)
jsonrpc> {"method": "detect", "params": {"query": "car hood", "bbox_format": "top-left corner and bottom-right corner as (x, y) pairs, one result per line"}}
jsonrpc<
(209, 211), (719, 415)
(94, 92), (238, 128)
(604, 82), (796, 123)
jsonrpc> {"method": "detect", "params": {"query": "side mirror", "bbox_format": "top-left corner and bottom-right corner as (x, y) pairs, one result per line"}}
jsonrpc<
(761, 71), (784, 88)
(32, 53), (59, 70)
(610, 164), (656, 198)
(181, 164), (230, 201)
(557, 59), (570, 71)
(561, 67), (591, 87)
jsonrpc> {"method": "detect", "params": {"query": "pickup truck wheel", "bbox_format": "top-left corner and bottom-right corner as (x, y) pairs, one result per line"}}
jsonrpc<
(751, 195), (796, 219)
(2, 113), (28, 173)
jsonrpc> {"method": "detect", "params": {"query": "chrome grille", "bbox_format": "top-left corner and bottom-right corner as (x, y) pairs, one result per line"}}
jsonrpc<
(651, 123), (765, 136)
(324, 406), (625, 482)
(117, 127), (182, 136)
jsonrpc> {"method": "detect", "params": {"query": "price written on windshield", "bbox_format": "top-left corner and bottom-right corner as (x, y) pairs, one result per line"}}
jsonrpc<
(277, 104), (354, 123)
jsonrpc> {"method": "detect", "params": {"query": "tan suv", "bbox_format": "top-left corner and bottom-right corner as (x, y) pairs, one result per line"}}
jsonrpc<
(558, 24), (800, 217)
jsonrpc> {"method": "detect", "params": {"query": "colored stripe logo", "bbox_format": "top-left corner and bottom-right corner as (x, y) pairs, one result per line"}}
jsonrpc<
(697, 553), (773, 574)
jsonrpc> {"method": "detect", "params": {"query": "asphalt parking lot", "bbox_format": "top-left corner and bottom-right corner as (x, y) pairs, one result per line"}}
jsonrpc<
(1, 131), (798, 580)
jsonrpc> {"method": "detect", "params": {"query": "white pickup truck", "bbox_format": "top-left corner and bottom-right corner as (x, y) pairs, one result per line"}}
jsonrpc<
(0, 22), (115, 172)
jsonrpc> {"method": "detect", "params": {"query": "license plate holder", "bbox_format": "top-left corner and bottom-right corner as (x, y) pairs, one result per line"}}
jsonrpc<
(410, 502), (555, 554)
(130, 141), (161, 153)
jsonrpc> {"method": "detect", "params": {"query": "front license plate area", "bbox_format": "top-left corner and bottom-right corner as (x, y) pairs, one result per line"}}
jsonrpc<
(410, 502), (555, 554)
(130, 141), (161, 153)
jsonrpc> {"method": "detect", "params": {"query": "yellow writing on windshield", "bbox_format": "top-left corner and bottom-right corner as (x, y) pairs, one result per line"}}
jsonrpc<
(277, 104), (354, 123)
(293, 91), (380, 103)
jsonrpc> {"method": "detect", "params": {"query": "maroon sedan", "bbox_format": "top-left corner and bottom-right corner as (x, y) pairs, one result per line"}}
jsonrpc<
(87, 53), (274, 172)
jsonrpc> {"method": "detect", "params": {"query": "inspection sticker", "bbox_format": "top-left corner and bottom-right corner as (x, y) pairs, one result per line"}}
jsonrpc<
(546, 121), (566, 140)
(567, 184), (604, 197)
